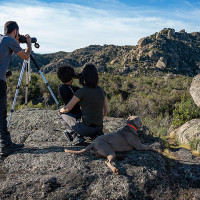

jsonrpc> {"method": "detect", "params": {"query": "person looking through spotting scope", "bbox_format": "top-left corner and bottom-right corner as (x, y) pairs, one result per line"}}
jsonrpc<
(0, 21), (32, 160)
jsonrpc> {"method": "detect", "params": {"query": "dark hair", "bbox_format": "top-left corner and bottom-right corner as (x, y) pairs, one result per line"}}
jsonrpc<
(80, 63), (98, 88)
(57, 65), (76, 83)
(4, 21), (19, 34)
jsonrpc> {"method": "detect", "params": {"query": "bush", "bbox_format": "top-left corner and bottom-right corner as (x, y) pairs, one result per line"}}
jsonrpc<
(7, 70), (193, 136)
(172, 96), (200, 129)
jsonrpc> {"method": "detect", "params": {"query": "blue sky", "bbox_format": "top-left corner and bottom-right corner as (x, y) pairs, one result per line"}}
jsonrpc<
(0, 0), (200, 53)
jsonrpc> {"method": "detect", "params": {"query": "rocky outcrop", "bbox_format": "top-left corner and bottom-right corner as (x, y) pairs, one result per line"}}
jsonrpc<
(0, 109), (200, 200)
(42, 58), (80, 73)
(190, 74), (200, 107)
(156, 57), (167, 70)
(148, 49), (160, 60)
(167, 28), (175, 37)
(11, 28), (200, 76)
(170, 119), (200, 149)
(130, 28), (200, 75)
(137, 37), (152, 48)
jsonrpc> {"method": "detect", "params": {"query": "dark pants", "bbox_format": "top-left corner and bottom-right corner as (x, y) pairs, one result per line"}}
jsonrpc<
(0, 80), (7, 133)
(60, 113), (103, 139)
(72, 122), (103, 139)
(60, 114), (79, 133)
(0, 80), (12, 151)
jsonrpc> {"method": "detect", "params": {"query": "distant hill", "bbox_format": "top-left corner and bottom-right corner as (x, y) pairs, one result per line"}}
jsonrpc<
(11, 28), (200, 76)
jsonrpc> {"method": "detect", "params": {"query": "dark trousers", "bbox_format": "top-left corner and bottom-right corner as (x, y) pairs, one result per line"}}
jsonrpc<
(60, 114), (79, 133)
(60, 113), (103, 139)
(72, 122), (103, 139)
(0, 80), (7, 132)
(0, 80), (12, 151)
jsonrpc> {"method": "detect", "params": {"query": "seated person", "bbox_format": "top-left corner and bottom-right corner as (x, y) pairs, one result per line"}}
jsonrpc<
(59, 63), (109, 146)
(57, 65), (82, 142)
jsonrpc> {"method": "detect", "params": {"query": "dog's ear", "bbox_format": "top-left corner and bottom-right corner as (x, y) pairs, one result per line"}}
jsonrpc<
(127, 116), (135, 121)
(127, 116), (142, 128)
(134, 116), (142, 128)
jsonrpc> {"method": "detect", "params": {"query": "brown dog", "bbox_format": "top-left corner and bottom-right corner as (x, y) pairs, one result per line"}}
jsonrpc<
(65, 116), (157, 174)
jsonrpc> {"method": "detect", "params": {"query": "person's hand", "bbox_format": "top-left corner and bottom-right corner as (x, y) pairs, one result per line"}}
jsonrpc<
(59, 107), (65, 114)
(16, 39), (20, 44)
(25, 34), (32, 46)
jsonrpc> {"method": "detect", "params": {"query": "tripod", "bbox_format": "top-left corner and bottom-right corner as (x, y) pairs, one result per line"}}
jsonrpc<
(7, 54), (60, 129)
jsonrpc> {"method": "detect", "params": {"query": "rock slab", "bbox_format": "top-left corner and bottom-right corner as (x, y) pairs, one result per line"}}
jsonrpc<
(170, 119), (200, 152)
(190, 74), (200, 107)
(0, 109), (200, 200)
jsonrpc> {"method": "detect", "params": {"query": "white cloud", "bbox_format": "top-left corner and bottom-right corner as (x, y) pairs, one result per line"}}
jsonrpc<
(0, 0), (200, 53)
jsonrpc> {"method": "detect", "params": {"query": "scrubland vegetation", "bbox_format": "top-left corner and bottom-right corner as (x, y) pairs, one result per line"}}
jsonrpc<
(7, 69), (200, 140)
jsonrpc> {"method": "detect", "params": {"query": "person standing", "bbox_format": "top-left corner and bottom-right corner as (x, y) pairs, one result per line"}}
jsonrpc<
(0, 21), (32, 159)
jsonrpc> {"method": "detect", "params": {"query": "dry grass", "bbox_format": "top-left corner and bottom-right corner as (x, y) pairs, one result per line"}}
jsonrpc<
(159, 133), (200, 160)
(159, 149), (179, 160)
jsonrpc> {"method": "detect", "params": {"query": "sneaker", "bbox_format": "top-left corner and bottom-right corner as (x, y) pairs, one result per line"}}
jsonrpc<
(72, 136), (85, 146)
(64, 131), (73, 142)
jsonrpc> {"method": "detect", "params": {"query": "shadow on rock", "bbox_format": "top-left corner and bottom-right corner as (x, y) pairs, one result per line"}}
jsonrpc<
(64, 130), (200, 200)
(11, 146), (65, 155)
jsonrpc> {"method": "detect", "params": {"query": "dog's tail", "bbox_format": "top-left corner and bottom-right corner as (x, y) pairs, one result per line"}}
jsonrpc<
(64, 143), (94, 154)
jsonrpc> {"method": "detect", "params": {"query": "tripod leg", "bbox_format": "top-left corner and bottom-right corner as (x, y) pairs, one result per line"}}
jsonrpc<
(24, 61), (29, 129)
(30, 54), (60, 108)
(38, 70), (60, 107)
(7, 60), (27, 129)
(28, 58), (31, 83)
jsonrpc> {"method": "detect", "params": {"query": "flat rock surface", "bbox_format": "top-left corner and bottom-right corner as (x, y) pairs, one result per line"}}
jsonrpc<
(0, 109), (200, 200)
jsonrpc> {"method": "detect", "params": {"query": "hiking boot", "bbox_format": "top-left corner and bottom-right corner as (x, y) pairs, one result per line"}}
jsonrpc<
(9, 142), (24, 150)
(72, 135), (85, 146)
(1, 142), (24, 156)
(0, 153), (4, 162)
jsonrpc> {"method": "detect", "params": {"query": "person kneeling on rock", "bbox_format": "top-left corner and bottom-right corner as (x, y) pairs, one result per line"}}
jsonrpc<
(59, 63), (109, 146)
(57, 65), (82, 144)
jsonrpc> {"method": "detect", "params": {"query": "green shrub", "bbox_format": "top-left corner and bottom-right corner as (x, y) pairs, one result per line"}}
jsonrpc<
(34, 102), (43, 109)
(15, 104), (25, 110)
(7, 70), (193, 136)
(172, 96), (200, 129)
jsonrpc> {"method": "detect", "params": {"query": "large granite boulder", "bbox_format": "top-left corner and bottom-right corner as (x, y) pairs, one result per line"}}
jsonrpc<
(137, 37), (152, 48)
(0, 109), (200, 200)
(190, 74), (200, 107)
(148, 50), (160, 60)
(170, 119), (200, 150)
(167, 29), (175, 37)
(156, 57), (167, 70)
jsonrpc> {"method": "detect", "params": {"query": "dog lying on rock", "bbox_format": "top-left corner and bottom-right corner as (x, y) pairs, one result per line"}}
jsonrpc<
(65, 116), (157, 174)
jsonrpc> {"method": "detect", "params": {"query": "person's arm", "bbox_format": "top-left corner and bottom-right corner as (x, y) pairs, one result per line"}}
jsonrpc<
(103, 96), (109, 116)
(59, 95), (80, 114)
(17, 34), (32, 60)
